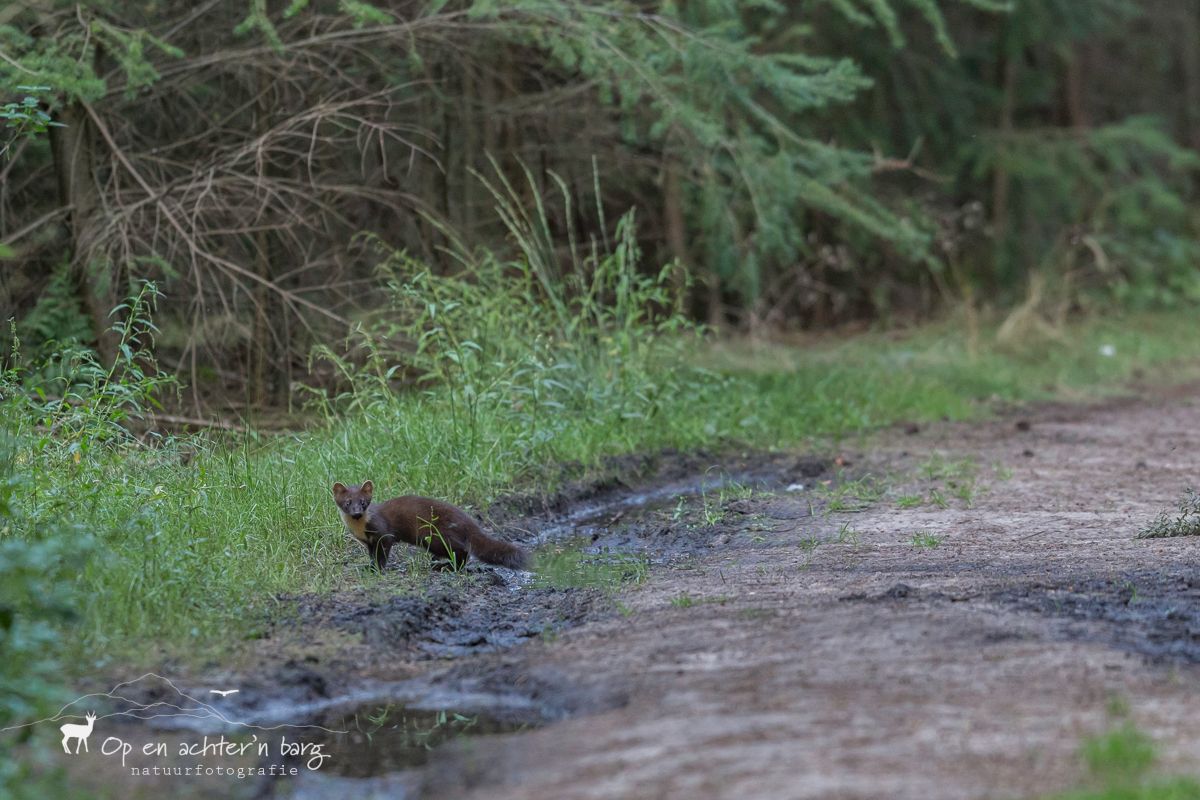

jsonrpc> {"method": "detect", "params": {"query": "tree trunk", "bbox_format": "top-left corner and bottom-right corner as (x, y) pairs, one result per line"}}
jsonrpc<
(991, 50), (1017, 240)
(251, 229), (272, 408)
(50, 101), (118, 364)
(251, 68), (275, 408)
(1180, 2), (1200, 151)
(1062, 45), (1089, 130)
(663, 161), (689, 268)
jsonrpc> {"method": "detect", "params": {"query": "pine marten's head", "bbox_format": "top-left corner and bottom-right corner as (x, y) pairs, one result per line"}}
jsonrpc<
(332, 480), (373, 520)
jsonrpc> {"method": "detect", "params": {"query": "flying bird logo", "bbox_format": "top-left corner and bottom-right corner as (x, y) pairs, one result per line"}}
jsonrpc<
(209, 689), (240, 697)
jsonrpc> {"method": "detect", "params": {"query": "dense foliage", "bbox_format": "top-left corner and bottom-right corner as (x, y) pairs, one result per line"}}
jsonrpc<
(3, 0), (1197, 405)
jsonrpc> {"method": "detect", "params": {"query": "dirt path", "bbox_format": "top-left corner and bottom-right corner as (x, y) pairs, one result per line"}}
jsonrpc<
(71, 388), (1200, 799)
(368, 386), (1200, 800)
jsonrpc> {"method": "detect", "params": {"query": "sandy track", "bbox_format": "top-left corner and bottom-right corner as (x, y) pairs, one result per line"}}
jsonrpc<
(407, 388), (1200, 799)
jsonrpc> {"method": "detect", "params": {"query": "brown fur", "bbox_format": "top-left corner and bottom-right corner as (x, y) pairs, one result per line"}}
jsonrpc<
(332, 481), (530, 571)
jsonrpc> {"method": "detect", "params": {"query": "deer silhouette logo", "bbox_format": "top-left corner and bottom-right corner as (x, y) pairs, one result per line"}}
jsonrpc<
(60, 711), (96, 754)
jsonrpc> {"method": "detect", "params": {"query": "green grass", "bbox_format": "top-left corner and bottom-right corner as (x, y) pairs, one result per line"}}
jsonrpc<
(702, 312), (1200, 416)
(918, 453), (978, 483)
(910, 531), (942, 549)
(835, 522), (862, 546)
(819, 474), (886, 512)
(1043, 724), (1200, 800)
(6, 251), (1200, 671)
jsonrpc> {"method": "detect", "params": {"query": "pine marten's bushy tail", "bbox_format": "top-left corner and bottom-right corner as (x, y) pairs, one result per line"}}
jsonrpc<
(469, 533), (531, 570)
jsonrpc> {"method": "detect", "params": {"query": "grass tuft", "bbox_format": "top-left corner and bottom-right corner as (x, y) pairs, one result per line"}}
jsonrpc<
(1137, 489), (1200, 539)
(910, 531), (942, 549)
(1043, 723), (1200, 800)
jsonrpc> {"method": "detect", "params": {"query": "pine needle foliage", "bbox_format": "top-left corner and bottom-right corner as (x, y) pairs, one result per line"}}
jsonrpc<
(468, 0), (959, 292)
(1, 0), (1198, 400)
(970, 117), (1200, 307)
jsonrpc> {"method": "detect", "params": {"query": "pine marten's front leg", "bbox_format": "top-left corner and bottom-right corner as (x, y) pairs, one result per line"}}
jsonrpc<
(368, 534), (395, 572)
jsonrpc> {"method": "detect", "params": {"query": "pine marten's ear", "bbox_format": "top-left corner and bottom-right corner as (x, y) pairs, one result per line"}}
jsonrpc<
(332, 482), (347, 498)
(361, 480), (374, 497)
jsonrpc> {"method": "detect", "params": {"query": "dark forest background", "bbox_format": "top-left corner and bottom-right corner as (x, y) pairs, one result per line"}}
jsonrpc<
(3, 0), (1199, 413)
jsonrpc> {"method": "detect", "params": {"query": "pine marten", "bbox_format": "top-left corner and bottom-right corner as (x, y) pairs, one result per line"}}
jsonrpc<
(331, 481), (529, 571)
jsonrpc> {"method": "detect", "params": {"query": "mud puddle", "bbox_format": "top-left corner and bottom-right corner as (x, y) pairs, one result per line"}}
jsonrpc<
(291, 584), (607, 658)
(263, 705), (530, 799)
(526, 456), (824, 547)
(298, 704), (532, 777)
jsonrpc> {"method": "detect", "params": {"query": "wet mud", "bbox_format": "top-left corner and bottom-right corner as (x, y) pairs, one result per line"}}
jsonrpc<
(988, 568), (1200, 663)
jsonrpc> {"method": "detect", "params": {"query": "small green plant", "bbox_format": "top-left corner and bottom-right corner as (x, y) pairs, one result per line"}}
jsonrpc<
(690, 471), (750, 526)
(698, 485), (724, 526)
(835, 522), (861, 546)
(361, 704), (394, 735)
(719, 480), (755, 503)
(919, 454), (978, 483)
(1, 86), (63, 162)
(910, 531), (941, 549)
(927, 488), (949, 509)
(949, 478), (978, 508)
(1041, 723), (1200, 800)
(1081, 725), (1156, 781)
(821, 475), (885, 513)
(369, 708), (482, 752)
(913, 454), (981, 507)
(799, 535), (822, 553)
(670, 593), (696, 608)
(418, 514), (464, 572)
(1121, 581), (1139, 606)
(1137, 489), (1200, 538)
(671, 496), (687, 521)
(9, 280), (176, 451)
(897, 494), (924, 509)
